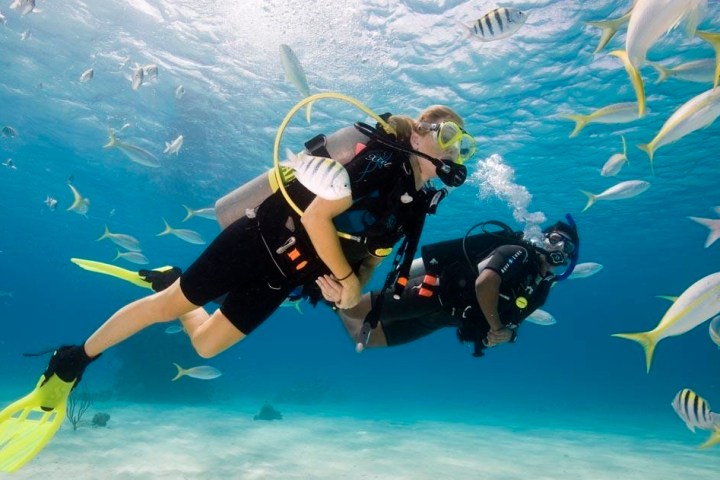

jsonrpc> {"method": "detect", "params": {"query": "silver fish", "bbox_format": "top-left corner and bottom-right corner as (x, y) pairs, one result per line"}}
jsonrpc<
(568, 262), (603, 279)
(688, 215), (720, 248)
(97, 225), (142, 252)
(66, 184), (90, 216)
(2, 158), (16, 170)
(175, 85), (185, 99)
(462, 7), (528, 42)
(182, 205), (216, 222)
(561, 102), (642, 138)
(1, 126), (17, 138)
(525, 309), (556, 326)
(80, 68), (94, 83)
(142, 63), (158, 80)
(163, 135), (183, 155)
(44, 195), (57, 211)
(131, 66), (144, 90)
(649, 58), (716, 84)
(20, 29), (31, 41)
(165, 324), (184, 335)
(157, 219), (205, 245)
(279, 44), (312, 123)
(171, 363), (222, 381)
(286, 148), (351, 200)
(600, 136), (628, 177)
(103, 130), (160, 168)
(581, 180), (650, 212)
(672, 388), (718, 433)
(10, 0), (35, 16)
(114, 250), (149, 265)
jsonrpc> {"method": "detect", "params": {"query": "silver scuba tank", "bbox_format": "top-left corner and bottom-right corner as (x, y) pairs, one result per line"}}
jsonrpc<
(214, 126), (370, 229)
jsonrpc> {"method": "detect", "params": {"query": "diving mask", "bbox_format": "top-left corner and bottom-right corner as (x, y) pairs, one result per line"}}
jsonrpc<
(542, 231), (576, 266)
(420, 121), (477, 164)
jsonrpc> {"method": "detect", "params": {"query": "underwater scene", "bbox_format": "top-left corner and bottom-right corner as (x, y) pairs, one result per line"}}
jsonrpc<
(1, 0), (720, 478)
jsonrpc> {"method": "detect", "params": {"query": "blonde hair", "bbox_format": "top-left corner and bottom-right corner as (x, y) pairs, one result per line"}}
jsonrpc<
(387, 105), (464, 143)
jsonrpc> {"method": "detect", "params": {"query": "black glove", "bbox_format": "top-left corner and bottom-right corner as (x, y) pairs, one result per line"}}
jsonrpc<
(42, 345), (99, 385)
(138, 267), (182, 292)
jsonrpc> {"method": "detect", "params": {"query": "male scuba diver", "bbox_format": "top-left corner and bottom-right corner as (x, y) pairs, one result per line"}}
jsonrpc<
(317, 217), (580, 357)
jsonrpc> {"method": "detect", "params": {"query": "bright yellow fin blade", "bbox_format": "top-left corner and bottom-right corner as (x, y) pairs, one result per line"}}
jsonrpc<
(0, 375), (74, 472)
(70, 258), (172, 289)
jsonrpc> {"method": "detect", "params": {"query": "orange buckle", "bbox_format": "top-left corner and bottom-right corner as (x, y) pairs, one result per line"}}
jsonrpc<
(418, 287), (434, 298)
(422, 274), (439, 286)
(287, 248), (300, 261)
(396, 276), (408, 287)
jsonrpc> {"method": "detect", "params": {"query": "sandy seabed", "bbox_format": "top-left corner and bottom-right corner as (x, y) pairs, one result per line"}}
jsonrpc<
(3, 402), (719, 480)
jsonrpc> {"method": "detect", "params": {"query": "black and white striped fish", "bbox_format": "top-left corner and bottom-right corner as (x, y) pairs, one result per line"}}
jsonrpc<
(286, 149), (351, 200)
(462, 7), (528, 42)
(672, 388), (718, 433)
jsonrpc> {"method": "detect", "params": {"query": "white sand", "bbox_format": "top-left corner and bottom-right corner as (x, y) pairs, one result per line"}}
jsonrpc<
(6, 403), (720, 480)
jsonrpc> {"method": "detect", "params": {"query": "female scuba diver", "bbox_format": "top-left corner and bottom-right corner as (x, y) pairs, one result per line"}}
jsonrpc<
(0, 98), (477, 472)
(317, 218), (580, 357)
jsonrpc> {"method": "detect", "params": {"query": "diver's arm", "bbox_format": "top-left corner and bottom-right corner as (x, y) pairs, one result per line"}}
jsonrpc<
(475, 269), (513, 346)
(302, 195), (361, 309)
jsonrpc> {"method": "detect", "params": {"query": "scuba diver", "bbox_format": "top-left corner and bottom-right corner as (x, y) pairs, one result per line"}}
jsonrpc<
(317, 218), (580, 357)
(0, 98), (476, 472)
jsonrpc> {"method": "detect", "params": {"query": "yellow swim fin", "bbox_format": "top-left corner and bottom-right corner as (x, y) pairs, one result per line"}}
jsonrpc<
(70, 258), (173, 290)
(0, 374), (75, 472)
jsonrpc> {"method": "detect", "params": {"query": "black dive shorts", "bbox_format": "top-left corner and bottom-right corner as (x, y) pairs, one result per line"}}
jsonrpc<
(180, 216), (295, 335)
(375, 276), (459, 346)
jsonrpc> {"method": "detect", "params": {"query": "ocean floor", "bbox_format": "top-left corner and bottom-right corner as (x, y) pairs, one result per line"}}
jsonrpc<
(2, 402), (718, 480)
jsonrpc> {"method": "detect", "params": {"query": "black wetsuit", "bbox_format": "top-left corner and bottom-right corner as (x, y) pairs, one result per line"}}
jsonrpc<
(376, 234), (554, 356)
(180, 140), (437, 334)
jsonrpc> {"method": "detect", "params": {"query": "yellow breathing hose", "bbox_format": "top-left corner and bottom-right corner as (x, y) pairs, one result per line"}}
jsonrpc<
(272, 92), (397, 217)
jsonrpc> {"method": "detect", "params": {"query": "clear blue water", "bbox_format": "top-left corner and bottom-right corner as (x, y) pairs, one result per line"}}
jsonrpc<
(1, 0), (720, 476)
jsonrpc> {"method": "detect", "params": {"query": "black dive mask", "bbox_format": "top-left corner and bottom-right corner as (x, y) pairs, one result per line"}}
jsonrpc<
(435, 159), (467, 187)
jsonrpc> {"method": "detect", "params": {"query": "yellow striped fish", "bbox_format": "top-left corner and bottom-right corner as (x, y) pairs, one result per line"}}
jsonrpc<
(286, 149), (351, 200)
(462, 7), (528, 42)
(672, 388), (717, 433)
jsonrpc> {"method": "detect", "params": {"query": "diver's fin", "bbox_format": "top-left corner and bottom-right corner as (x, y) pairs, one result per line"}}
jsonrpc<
(70, 258), (173, 290)
(0, 374), (75, 472)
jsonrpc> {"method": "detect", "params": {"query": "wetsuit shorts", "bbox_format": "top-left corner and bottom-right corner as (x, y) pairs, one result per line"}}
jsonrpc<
(374, 276), (460, 346)
(180, 215), (295, 335)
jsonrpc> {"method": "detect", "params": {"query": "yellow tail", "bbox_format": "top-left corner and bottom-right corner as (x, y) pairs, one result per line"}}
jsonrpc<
(103, 129), (117, 149)
(611, 331), (658, 373)
(580, 190), (596, 212)
(646, 61), (671, 84)
(610, 50), (646, 117)
(157, 218), (174, 237)
(696, 31), (720, 89)
(171, 363), (185, 381)
(560, 114), (588, 138)
(699, 428), (720, 449)
(636, 143), (655, 175)
(97, 225), (111, 241)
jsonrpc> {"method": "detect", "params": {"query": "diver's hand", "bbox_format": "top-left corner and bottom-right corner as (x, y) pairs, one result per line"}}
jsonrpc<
(337, 274), (361, 309)
(483, 327), (513, 347)
(316, 274), (342, 304)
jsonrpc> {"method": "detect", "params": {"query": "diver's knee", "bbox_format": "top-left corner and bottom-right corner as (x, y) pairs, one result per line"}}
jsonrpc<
(190, 339), (220, 359)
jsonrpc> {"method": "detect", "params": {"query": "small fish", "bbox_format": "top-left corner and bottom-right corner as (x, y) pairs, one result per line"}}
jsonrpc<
(2, 158), (16, 170)
(280, 298), (303, 314)
(600, 136), (628, 177)
(114, 250), (149, 265)
(171, 363), (222, 381)
(580, 180), (650, 212)
(586, 8), (632, 53)
(142, 63), (158, 80)
(688, 215), (720, 248)
(568, 262), (604, 279)
(97, 225), (142, 252)
(20, 29), (31, 41)
(649, 58), (716, 84)
(525, 309), (556, 326)
(182, 205), (216, 222)
(104, 130), (160, 168)
(279, 45), (312, 123)
(286, 148), (351, 200)
(163, 135), (184, 155)
(66, 184), (90, 216)
(109, 208), (116, 217)
(80, 68), (94, 83)
(120, 123), (132, 131)
(44, 195), (57, 211)
(638, 87), (720, 171)
(131, 66), (144, 90)
(1, 126), (17, 138)
(611, 0), (708, 116)
(613, 271), (720, 372)
(9, 0), (35, 16)
(165, 324), (184, 335)
(157, 219), (206, 245)
(672, 388), (718, 433)
(709, 315), (720, 348)
(461, 7), (528, 42)
(175, 85), (185, 99)
(560, 102), (643, 138)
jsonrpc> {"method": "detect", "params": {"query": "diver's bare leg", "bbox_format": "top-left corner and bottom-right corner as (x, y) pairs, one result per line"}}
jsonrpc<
(182, 308), (245, 358)
(338, 294), (388, 348)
